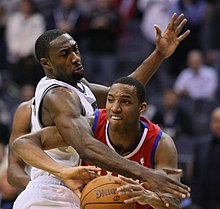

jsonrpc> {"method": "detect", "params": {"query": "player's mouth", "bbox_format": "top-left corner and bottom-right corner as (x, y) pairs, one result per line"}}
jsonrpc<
(74, 65), (84, 74)
(110, 115), (122, 120)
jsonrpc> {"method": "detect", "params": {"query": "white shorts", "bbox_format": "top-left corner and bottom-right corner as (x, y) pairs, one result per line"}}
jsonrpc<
(13, 175), (80, 209)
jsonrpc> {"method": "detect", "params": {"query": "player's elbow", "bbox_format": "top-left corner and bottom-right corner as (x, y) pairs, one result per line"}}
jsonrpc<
(7, 166), (15, 187)
(11, 136), (27, 156)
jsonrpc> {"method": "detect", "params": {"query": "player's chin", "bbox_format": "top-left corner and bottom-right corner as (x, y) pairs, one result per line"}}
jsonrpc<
(109, 121), (124, 130)
(109, 119), (123, 125)
(72, 72), (84, 81)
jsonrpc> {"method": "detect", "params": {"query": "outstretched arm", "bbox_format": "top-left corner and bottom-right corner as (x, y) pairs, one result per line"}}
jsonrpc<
(129, 13), (190, 85)
(7, 100), (32, 189)
(83, 13), (190, 108)
(12, 126), (100, 192)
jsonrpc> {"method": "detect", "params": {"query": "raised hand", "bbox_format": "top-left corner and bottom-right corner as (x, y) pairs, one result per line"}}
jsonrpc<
(154, 13), (190, 59)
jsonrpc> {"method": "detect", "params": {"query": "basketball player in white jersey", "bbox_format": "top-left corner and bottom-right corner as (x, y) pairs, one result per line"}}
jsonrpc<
(13, 77), (183, 209)
(12, 13), (190, 209)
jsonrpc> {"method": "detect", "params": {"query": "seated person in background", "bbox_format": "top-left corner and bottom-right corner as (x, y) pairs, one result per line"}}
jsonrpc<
(190, 107), (220, 209)
(0, 147), (20, 209)
(151, 88), (193, 139)
(173, 49), (218, 101)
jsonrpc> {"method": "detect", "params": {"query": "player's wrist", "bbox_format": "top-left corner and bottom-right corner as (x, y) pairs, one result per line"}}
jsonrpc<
(53, 165), (69, 180)
(152, 49), (166, 61)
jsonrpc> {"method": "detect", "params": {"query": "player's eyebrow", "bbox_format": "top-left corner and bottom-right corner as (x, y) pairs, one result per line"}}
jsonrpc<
(108, 93), (133, 99)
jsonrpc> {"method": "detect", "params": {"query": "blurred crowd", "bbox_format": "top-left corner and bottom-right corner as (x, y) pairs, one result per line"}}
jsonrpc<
(0, 0), (220, 209)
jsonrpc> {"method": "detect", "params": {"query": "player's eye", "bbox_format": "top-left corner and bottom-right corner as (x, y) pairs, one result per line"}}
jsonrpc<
(107, 97), (114, 103)
(61, 50), (69, 57)
(122, 100), (130, 104)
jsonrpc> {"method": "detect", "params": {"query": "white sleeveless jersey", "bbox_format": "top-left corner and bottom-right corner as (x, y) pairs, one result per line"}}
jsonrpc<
(30, 76), (97, 180)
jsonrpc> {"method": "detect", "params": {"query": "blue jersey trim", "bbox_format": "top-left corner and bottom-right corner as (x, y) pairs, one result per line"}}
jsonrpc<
(92, 109), (99, 132)
(140, 120), (149, 129)
(151, 129), (162, 169)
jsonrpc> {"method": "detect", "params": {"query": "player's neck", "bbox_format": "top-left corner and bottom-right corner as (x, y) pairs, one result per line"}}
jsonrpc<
(108, 123), (143, 154)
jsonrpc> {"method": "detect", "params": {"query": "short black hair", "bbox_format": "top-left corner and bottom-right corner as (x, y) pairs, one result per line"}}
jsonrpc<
(112, 77), (146, 103)
(35, 29), (67, 61)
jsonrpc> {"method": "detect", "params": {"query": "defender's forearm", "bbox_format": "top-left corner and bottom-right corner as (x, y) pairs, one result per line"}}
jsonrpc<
(12, 135), (67, 179)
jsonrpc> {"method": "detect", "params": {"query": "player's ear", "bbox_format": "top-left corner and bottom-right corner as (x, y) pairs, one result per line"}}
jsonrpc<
(40, 58), (51, 70)
(139, 102), (147, 114)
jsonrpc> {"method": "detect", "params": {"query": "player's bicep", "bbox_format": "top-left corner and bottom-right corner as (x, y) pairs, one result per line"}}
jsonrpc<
(44, 87), (82, 120)
(43, 87), (92, 151)
(155, 132), (179, 180)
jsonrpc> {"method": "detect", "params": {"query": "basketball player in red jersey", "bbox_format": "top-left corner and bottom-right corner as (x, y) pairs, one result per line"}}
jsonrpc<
(13, 77), (182, 208)
(83, 77), (181, 209)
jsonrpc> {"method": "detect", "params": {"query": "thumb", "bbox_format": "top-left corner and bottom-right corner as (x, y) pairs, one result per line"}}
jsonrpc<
(74, 189), (81, 198)
(163, 168), (182, 175)
(154, 24), (162, 37)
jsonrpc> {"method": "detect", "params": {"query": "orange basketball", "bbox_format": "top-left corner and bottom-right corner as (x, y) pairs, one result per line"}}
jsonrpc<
(80, 175), (136, 209)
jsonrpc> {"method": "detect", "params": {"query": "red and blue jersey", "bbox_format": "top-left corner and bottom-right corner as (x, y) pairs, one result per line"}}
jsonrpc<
(84, 109), (163, 209)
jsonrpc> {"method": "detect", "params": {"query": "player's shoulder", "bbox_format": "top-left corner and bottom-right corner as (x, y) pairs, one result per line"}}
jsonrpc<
(15, 99), (32, 113)
(45, 85), (79, 102)
(158, 131), (175, 151)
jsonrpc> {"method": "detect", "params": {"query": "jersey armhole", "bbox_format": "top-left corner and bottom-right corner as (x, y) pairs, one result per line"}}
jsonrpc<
(150, 129), (163, 169)
(92, 109), (99, 132)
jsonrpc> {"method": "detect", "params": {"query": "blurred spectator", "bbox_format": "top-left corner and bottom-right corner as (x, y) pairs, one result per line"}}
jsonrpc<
(0, 76), (20, 113)
(169, 0), (208, 76)
(46, 0), (81, 39)
(5, 0), (45, 85)
(150, 88), (193, 139)
(137, 0), (177, 91)
(0, 143), (4, 164)
(0, 120), (10, 146)
(10, 54), (43, 86)
(114, 0), (137, 27)
(137, 0), (176, 47)
(6, 0), (45, 64)
(0, 147), (20, 209)
(0, 93), (11, 146)
(0, 4), (8, 71)
(10, 83), (35, 123)
(33, 0), (58, 17)
(190, 106), (220, 209)
(204, 0), (220, 79)
(206, 50), (220, 79)
(0, 0), (20, 16)
(81, 0), (121, 85)
(174, 49), (218, 101)
(0, 97), (11, 128)
(19, 83), (35, 102)
(77, 0), (94, 15)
